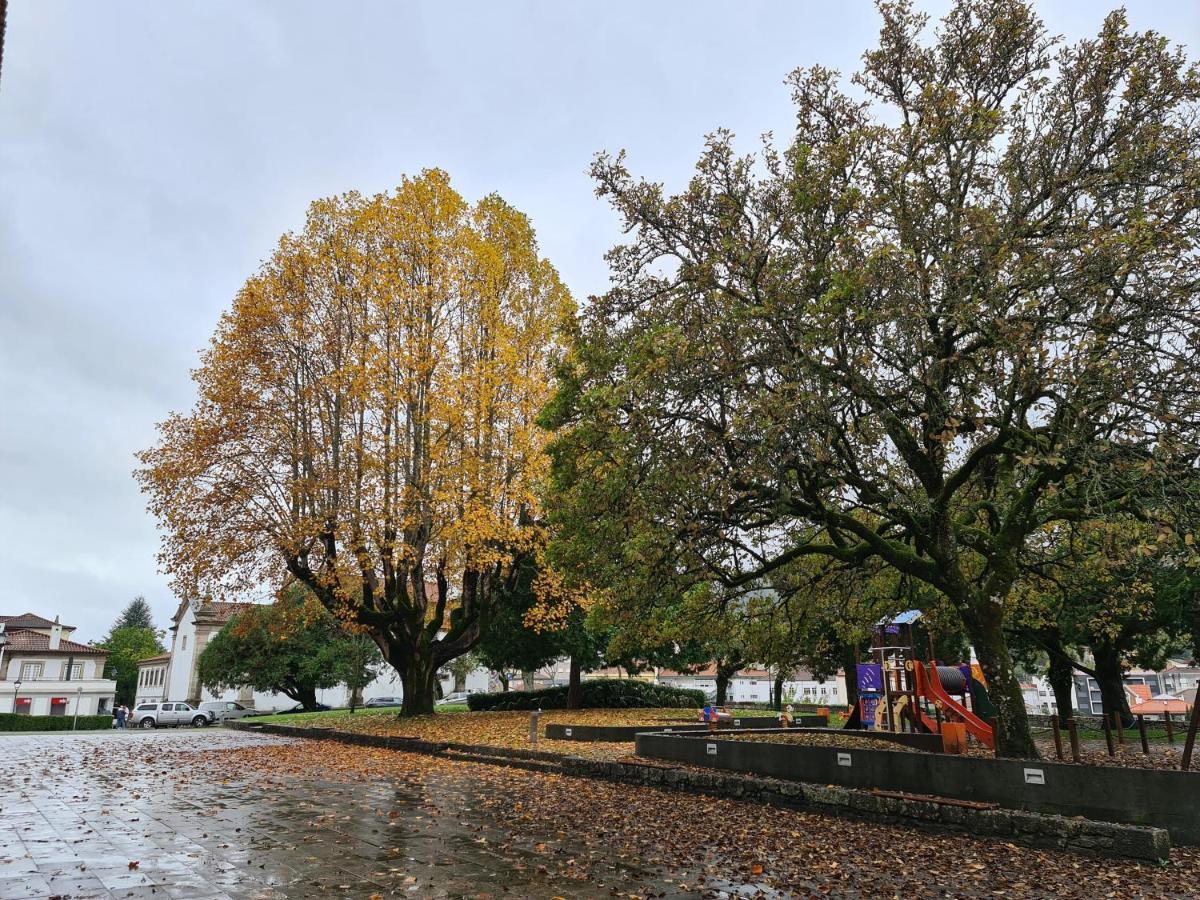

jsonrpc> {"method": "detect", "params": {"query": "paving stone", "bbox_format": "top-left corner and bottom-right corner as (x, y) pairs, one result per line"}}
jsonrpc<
(0, 730), (685, 899)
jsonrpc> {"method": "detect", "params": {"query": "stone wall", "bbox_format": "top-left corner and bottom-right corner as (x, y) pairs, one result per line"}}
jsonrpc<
(544, 715), (827, 742)
(560, 757), (1170, 862)
(636, 731), (1200, 845)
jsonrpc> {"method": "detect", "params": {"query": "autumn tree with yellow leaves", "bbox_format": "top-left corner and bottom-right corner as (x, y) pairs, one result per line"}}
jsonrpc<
(138, 170), (574, 715)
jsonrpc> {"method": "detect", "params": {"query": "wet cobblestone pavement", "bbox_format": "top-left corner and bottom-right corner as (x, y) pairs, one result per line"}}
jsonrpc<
(0, 730), (691, 899)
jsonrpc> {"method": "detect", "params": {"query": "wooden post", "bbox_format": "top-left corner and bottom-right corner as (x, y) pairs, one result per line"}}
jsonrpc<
(1068, 718), (1081, 763)
(1137, 715), (1149, 755)
(1165, 711), (1175, 743)
(1182, 704), (1199, 772)
(1102, 713), (1115, 756)
(1113, 711), (1125, 748)
(1050, 714), (1063, 760)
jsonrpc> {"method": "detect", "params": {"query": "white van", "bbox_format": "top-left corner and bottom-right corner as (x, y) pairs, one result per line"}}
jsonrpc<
(199, 700), (255, 722)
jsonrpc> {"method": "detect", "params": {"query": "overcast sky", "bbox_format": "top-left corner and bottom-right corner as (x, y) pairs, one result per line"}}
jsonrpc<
(1, 1), (1197, 642)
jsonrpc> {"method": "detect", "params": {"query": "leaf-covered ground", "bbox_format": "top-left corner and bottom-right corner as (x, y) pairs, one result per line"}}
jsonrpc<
(262, 707), (706, 760)
(190, 736), (1199, 898)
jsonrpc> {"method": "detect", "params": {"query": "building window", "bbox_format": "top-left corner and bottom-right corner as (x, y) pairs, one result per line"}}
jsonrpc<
(14, 698), (32, 716)
(181, 636), (187, 651)
(67, 663), (83, 680)
(20, 663), (43, 680)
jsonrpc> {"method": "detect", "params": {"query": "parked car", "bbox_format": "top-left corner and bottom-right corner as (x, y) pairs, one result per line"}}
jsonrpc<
(282, 702), (332, 714)
(436, 692), (469, 706)
(363, 696), (402, 708)
(131, 701), (213, 729)
(199, 700), (256, 722)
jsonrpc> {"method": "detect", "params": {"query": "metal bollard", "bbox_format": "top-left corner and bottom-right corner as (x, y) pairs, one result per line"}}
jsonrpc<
(530, 709), (540, 747)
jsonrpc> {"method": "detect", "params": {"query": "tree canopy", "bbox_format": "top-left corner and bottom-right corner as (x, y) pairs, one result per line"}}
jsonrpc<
(197, 587), (382, 711)
(544, 0), (1200, 756)
(100, 625), (165, 706)
(106, 596), (156, 636)
(139, 169), (574, 715)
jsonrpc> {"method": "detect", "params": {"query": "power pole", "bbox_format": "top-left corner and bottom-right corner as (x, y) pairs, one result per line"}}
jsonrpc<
(0, 0), (7, 90)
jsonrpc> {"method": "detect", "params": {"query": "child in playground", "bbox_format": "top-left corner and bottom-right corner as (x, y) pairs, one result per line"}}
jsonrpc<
(778, 704), (794, 728)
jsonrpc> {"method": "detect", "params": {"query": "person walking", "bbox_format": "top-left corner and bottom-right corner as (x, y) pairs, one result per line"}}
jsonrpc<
(115, 704), (127, 730)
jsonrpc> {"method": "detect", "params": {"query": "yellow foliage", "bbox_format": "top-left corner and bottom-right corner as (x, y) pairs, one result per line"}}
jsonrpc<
(138, 170), (574, 620)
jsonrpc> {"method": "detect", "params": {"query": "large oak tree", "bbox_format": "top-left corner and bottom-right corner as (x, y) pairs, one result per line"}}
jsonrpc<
(545, 1), (1200, 755)
(139, 170), (573, 715)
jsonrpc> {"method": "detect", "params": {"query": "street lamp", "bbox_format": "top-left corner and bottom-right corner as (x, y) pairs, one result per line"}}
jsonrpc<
(13, 678), (22, 714)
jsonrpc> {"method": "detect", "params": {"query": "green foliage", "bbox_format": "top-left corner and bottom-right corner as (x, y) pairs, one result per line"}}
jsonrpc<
(99, 626), (165, 705)
(197, 590), (381, 710)
(466, 678), (703, 711)
(341, 632), (386, 710)
(544, 0), (1200, 757)
(476, 556), (563, 678)
(0, 714), (112, 731)
(108, 596), (156, 633)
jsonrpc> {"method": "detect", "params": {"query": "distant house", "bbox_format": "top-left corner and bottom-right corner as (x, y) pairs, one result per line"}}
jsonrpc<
(1160, 661), (1200, 698)
(1020, 675), (1073, 715)
(1126, 683), (1189, 719)
(140, 595), (488, 711)
(655, 666), (847, 705)
(0, 613), (117, 716)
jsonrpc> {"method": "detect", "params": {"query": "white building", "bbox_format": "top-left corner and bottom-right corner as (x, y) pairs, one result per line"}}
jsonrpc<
(654, 665), (847, 706)
(1020, 675), (1077, 715)
(0, 613), (116, 716)
(140, 597), (486, 711)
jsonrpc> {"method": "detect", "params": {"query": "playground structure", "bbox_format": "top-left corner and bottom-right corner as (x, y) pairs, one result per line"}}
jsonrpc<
(845, 609), (997, 752)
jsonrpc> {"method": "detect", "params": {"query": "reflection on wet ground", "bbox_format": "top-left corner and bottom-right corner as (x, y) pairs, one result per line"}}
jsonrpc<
(0, 730), (708, 899)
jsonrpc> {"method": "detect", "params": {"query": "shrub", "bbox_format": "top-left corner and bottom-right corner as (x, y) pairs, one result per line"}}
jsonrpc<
(467, 678), (704, 711)
(0, 713), (114, 732)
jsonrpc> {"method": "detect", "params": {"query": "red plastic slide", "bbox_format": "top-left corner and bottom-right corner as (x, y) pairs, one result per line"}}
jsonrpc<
(913, 662), (994, 750)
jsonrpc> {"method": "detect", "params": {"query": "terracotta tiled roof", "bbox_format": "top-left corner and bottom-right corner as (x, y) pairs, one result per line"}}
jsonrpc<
(1128, 684), (1153, 704)
(0, 613), (66, 630)
(137, 653), (171, 665)
(657, 665), (718, 678)
(5, 631), (106, 655)
(1131, 699), (1189, 715)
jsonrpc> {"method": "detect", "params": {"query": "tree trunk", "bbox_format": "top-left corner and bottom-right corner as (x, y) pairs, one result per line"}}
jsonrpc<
(841, 643), (860, 709)
(964, 607), (1038, 758)
(400, 653), (437, 717)
(295, 684), (319, 711)
(498, 671), (510, 692)
(714, 657), (741, 706)
(1046, 642), (1076, 723)
(1093, 643), (1133, 728)
(567, 655), (582, 709)
(773, 673), (784, 711)
(715, 672), (730, 706)
(521, 670), (535, 692)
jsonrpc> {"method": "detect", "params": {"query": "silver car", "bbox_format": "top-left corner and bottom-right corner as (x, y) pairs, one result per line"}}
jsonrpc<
(131, 701), (213, 728)
(199, 700), (255, 722)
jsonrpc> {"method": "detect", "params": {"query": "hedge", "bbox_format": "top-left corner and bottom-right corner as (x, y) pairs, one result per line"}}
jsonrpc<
(0, 713), (114, 732)
(467, 678), (705, 711)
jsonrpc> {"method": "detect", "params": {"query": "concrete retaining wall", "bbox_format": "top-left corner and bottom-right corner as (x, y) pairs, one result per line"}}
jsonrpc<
(562, 757), (1170, 862)
(636, 731), (1200, 845)
(544, 714), (826, 742)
